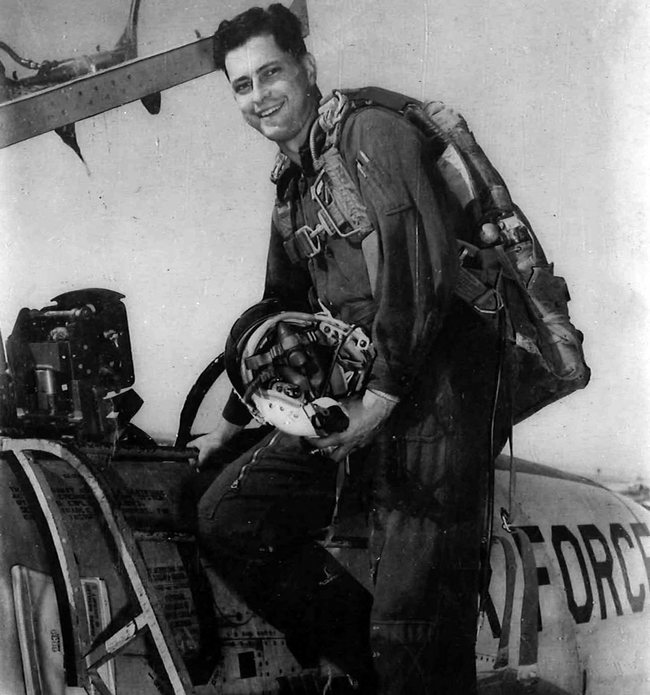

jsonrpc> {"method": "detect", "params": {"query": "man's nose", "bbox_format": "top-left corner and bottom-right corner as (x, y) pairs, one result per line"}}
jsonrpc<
(251, 78), (269, 105)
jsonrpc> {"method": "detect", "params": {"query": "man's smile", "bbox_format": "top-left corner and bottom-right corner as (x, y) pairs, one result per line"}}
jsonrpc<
(258, 101), (284, 118)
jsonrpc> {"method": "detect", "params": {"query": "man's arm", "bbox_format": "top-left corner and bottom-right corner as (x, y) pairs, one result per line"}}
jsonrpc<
(350, 108), (459, 397)
(188, 416), (244, 467)
(313, 108), (461, 460)
(190, 216), (314, 464)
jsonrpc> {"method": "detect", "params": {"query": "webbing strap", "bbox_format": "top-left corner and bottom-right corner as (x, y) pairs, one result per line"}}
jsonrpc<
(480, 300), (508, 619)
(323, 455), (349, 546)
(512, 528), (540, 671)
(508, 431), (516, 518)
(456, 266), (502, 314)
(361, 232), (379, 297)
(492, 531), (539, 678)
(493, 534), (518, 669)
(244, 327), (322, 370)
(357, 230), (503, 319)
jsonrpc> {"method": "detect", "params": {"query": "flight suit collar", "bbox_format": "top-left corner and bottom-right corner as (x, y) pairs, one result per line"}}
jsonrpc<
(269, 118), (320, 185)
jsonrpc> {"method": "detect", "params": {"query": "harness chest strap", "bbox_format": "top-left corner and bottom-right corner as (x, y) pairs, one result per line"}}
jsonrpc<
(274, 137), (502, 315)
(278, 149), (375, 264)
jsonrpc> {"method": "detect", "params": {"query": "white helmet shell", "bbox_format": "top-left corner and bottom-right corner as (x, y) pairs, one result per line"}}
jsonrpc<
(251, 392), (344, 438)
(228, 309), (374, 437)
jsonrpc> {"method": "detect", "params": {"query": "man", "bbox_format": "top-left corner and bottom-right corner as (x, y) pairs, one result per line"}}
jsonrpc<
(191, 5), (509, 693)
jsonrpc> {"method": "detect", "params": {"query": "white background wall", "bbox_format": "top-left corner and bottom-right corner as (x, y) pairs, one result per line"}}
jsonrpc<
(1, 0), (648, 478)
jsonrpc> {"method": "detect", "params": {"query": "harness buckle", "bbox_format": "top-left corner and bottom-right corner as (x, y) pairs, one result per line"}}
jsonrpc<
(312, 171), (344, 237)
(474, 289), (505, 315)
(311, 169), (367, 240)
(294, 224), (324, 258)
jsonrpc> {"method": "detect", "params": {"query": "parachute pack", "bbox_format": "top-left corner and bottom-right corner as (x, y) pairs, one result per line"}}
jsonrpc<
(302, 87), (590, 423)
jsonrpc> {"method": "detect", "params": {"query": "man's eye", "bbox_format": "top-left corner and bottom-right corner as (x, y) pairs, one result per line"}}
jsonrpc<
(262, 66), (280, 80)
(233, 82), (251, 95)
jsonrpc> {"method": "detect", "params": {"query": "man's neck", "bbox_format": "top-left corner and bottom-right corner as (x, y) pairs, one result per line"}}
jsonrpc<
(278, 109), (318, 165)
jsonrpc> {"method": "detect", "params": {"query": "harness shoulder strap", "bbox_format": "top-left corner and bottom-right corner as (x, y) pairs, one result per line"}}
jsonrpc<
(315, 90), (502, 313)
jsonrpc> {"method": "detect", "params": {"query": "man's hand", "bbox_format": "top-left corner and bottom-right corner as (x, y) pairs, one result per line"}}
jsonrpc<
(188, 417), (243, 468)
(311, 390), (397, 462)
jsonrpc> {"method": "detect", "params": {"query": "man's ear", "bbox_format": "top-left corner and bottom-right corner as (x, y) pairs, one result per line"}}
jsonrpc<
(301, 52), (317, 86)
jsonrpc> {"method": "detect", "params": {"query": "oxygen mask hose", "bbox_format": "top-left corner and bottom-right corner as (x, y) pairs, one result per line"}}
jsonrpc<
(317, 324), (359, 399)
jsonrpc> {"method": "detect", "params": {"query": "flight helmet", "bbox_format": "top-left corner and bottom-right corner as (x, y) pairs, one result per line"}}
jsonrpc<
(225, 300), (375, 437)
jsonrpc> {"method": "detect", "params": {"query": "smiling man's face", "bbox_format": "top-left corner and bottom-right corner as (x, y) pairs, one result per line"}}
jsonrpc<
(225, 33), (317, 157)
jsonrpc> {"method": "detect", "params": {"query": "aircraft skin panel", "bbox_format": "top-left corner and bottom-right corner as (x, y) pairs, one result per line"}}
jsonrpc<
(495, 455), (603, 490)
(0, 456), (54, 694)
(609, 490), (650, 525)
(1, 443), (649, 695)
(576, 610), (650, 694)
(0, 446), (319, 694)
(0, 450), (190, 694)
(490, 466), (650, 694)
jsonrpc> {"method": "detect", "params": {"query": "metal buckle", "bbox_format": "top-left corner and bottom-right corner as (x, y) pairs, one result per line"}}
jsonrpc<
(332, 220), (366, 239)
(312, 172), (340, 237)
(295, 224), (323, 258)
(316, 208), (340, 238)
(311, 170), (364, 240)
(474, 289), (504, 315)
(500, 507), (514, 534)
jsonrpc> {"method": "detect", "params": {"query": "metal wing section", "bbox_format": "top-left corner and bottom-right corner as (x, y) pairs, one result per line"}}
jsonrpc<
(0, 0), (309, 149)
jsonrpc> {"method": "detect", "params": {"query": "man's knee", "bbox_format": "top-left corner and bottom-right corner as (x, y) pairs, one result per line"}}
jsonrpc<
(197, 483), (264, 561)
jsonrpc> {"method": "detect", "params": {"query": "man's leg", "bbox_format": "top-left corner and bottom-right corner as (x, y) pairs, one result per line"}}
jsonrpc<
(368, 305), (509, 694)
(368, 429), (485, 695)
(369, 507), (482, 695)
(197, 430), (375, 689)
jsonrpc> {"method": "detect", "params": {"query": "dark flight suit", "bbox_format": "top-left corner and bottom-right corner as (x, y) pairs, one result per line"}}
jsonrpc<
(197, 104), (510, 694)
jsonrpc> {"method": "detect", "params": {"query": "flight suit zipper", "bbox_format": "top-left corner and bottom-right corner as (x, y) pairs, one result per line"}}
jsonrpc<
(229, 431), (281, 491)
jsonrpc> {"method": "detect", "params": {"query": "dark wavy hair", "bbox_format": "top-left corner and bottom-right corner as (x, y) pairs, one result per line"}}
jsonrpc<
(213, 4), (306, 79)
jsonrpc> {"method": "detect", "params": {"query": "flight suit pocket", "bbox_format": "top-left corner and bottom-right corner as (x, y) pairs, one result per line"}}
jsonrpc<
(371, 433), (450, 523)
(357, 151), (412, 215)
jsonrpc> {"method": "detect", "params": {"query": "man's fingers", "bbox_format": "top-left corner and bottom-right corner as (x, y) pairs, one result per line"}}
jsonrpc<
(186, 447), (203, 470)
(310, 433), (342, 449)
(186, 438), (213, 469)
(307, 443), (350, 462)
(329, 444), (353, 463)
(187, 437), (205, 452)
